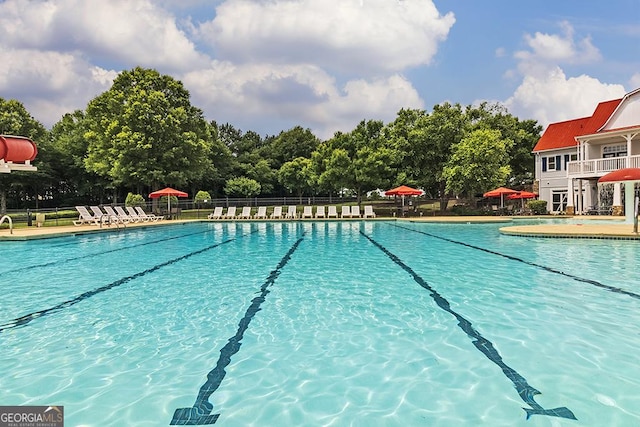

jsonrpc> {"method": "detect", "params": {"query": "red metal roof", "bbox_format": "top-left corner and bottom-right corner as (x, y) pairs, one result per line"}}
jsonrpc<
(598, 168), (640, 183)
(533, 98), (623, 152)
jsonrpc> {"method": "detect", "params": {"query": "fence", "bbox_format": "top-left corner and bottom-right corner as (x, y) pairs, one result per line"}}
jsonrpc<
(0, 196), (361, 228)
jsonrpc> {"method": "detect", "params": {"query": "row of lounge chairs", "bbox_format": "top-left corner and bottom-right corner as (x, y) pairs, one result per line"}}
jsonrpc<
(207, 205), (376, 220)
(74, 206), (163, 226)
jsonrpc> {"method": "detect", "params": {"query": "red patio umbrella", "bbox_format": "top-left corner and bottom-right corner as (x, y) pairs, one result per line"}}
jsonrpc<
(507, 191), (538, 209)
(385, 185), (424, 196)
(149, 187), (188, 213)
(483, 187), (518, 208)
(507, 191), (538, 200)
(385, 185), (424, 213)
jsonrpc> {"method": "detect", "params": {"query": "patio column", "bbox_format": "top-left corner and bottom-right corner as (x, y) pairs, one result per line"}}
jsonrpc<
(566, 178), (575, 215)
(612, 182), (622, 215)
(577, 179), (584, 214)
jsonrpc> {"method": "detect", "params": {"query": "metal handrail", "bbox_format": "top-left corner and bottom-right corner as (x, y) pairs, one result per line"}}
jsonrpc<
(0, 215), (13, 234)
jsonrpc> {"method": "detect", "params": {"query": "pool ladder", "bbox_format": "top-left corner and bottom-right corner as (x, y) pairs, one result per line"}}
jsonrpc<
(0, 215), (13, 234)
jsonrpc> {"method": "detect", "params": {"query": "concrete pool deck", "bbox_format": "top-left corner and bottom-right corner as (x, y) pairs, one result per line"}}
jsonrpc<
(1, 215), (639, 240)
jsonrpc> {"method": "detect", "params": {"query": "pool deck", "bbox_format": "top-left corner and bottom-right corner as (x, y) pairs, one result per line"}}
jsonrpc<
(1, 215), (639, 240)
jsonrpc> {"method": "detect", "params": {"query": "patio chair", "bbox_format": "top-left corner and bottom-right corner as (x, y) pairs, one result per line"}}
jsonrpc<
(208, 206), (224, 219)
(90, 206), (116, 224)
(341, 205), (352, 218)
(73, 206), (104, 226)
(285, 205), (298, 219)
(301, 206), (313, 218)
(254, 206), (267, 219)
(103, 206), (130, 223)
(135, 206), (163, 221)
(327, 206), (338, 218)
(351, 205), (361, 217)
(238, 206), (252, 219)
(115, 206), (138, 222)
(315, 206), (326, 218)
(126, 206), (145, 222)
(363, 205), (376, 218)
(223, 206), (237, 219)
(271, 206), (283, 219)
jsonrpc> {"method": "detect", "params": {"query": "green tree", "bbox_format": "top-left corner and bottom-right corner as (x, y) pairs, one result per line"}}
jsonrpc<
(442, 128), (513, 203)
(0, 98), (48, 213)
(388, 103), (469, 210)
(266, 126), (320, 170)
(49, 110), (112, 205)
(83, 67), (215, 197)
(278, 157), (314, 202)
(313, 120), (397, 203)
(224, 177), (261, 198)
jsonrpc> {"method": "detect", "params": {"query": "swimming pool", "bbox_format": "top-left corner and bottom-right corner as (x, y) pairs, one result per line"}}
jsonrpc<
(1, 221), (639, 426)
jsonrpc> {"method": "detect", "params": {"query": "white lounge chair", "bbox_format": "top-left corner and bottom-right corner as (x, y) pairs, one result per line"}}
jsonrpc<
(208, 206), (223, 219)
(126, 206), (145, 222)
(327, 206), (338, 218)
(103, 206), (129, 223)
(254, 206), (267, 219)
(315, 206), (326, 218)
(135, 206), (162, 221)
(238, 206), (252, 219)
(271, 206), (283, 219)
(301, 206), (313, 218)
(90, 206), (115, 224)
(224, 206), (237, 219)
(363, 205), (376, 218)
(73, 206), (104, 226)
(285, 205), (297, 219)
(115, 206), (138, 222)
(341, 205), (352, 218)
(351, 205), (361, 217)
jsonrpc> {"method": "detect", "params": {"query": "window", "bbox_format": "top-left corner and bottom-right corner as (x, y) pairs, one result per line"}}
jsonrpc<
(547, 156), (556, 170)
(603, 144), (627, 158)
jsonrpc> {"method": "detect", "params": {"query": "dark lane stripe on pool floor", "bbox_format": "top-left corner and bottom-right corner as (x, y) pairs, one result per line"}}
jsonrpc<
(171, 235), (305, 426)
(0, 231), (255, 334)
(360, 231), (577, 421)
(394, 223), (640, 301)
(0, 226), (214, 277)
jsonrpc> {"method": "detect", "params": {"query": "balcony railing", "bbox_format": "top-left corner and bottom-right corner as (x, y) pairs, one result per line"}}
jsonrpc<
(567, 155), (640, 177)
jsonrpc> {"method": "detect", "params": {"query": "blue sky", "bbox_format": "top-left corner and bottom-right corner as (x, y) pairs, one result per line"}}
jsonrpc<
(0, 0), (638, 139)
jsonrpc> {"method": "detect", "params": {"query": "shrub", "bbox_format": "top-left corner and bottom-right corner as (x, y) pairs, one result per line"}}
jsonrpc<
(527, 200), (548, 215)
(194, 191), (212, 207)
(125, 193), (146, 207)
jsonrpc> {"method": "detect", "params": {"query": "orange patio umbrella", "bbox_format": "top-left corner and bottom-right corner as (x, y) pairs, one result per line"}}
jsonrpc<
(385, 185), (424, 211)
(507, 191), (538, 208)
(483, 187), (518, 208)
(149, 187), (188, 213)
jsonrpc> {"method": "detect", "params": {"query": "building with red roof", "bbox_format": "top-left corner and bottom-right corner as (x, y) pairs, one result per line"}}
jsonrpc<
(533, 88), (640, 215)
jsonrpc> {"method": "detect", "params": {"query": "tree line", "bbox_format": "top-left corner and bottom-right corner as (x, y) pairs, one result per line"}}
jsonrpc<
(0, 66), (542, 213)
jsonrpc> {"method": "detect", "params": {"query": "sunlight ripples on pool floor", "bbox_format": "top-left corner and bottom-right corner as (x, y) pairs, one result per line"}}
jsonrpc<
(0, 220), (639, 426)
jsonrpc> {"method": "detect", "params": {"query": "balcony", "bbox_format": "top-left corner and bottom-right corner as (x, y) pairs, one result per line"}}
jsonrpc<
(567, 155), (640, 178)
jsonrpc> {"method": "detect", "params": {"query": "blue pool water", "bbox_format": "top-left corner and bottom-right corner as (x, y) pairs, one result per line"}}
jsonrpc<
(1, 221), (639, 426)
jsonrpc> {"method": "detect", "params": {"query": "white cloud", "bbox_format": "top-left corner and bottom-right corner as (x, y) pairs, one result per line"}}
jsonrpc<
(0, 0), (207, 71)
(196, 0), (455, 75)
(0, 47), (117, 126)
(514, 21), (601, 77)
(504, 67), (626, 127)
(630, 73), (640, 90)
(183, 62), (423, 139)
(504, 21), (626, 128)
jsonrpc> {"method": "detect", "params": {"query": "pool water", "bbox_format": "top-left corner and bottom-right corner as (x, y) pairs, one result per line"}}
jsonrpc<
(1, 221), (639, 426)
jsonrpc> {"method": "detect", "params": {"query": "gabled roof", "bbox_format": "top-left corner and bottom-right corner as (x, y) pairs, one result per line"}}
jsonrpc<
(533, 98), (623, 152)
(533, 117), (590, 152)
